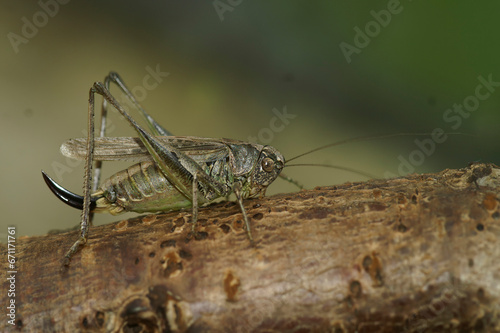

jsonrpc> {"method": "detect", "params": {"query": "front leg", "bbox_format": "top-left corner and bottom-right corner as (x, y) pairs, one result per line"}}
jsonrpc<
(233, 181), (255, 245)
(191, 172), (199, 234)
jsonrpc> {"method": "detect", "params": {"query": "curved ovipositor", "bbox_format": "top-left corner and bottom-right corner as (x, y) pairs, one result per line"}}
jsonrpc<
(41, 171), (96, 211)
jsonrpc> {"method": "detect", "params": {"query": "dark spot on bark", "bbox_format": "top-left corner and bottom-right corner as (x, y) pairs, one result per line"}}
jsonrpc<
(467, 164), (492, 184)
(252, 213), (264, 220)
(149, 252), (155, 258)
(362, 255), (372, 270)
(298, 207), (331, 219)
(476, 223), (484, 231)
(224, 201), (236, 208)
(165, 222), (176, 233)
(219, 224), (231, 233)
(397, 224), (408, 233)
(147, 285), (168, 309)
(468, 258), (474, 267)
(95, 311), (105, 327)
(178, 249), (192, 260)
(477, 287), (485, 300)
(16, 319), (23, 328)
(411, 194), (418, 203)
(483, 192), (497, 210)
(492, 211), (500, 219)
(350, 280), (362, 298)
(82, 316), (89, 328)
(334, 326), (345, 333)
(375, 270), (384, 286)
(431, 298), (445, 313)
(161, 239), (176, 248)
(224, 271), (240, 302)
(474, 165), (493, 178)
(194, 231), (208, 240)
(363, 253), (384, 286)
(173, 303), (182, 326)
(60, 259), (70, 273)
(474, 318), (485, 331)
(134, 257), (140, 265)
(174, 217), (185, 227)
(123, 323), (142, 333)
(197, 218), (208, 226)
(212, 218), (218, 224)
(125, 219), (141, 228)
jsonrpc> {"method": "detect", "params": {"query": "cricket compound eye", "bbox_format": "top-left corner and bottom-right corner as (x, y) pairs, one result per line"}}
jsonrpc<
(261, 157), (275, 173)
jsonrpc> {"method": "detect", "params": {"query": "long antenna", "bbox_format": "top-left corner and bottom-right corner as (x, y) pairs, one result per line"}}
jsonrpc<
(285, 163), (377, 179)
(286, 132), (469, 163)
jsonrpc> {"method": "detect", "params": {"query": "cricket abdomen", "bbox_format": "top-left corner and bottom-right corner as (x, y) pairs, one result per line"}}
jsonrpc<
(93, 161), (192, 215)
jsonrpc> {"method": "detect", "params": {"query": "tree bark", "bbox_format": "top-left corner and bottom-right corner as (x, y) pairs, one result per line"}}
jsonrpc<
(2, 163), (500, 333)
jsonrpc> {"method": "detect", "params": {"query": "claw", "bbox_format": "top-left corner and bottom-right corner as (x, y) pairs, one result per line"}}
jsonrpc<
(41, 171), (96, 211)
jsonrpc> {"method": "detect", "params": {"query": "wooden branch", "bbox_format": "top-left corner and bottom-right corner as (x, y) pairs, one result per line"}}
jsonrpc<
(2, 163), (500, 332)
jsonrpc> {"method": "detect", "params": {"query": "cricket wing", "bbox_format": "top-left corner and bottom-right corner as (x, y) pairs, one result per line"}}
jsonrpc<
(60, 136), (232, 163)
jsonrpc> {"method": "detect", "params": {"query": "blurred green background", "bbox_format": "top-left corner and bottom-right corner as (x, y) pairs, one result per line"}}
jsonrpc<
(1, 1), (499, 238)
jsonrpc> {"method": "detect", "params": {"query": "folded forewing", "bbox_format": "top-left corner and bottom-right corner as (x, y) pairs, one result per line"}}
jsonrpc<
(61, 136), (234, 163)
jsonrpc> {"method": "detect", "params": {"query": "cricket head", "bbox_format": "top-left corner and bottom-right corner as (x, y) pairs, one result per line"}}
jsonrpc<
(245, 145), (285, 198)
